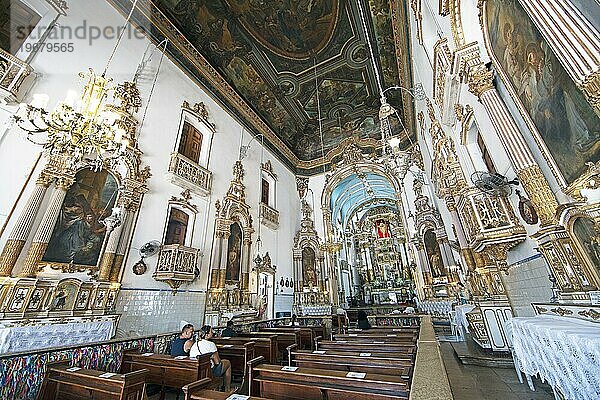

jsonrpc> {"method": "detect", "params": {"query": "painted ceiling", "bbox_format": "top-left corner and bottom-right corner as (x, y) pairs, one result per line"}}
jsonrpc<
(113, 0), (414, 174)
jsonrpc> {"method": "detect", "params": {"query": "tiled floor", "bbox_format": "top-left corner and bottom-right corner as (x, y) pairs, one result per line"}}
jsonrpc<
(439, 342), (555, 400)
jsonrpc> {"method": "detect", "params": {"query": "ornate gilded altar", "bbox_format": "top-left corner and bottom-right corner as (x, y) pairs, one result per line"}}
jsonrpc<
(205, 161), (254, 321)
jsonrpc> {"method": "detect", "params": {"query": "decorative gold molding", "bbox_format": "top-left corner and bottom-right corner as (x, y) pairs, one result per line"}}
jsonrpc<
(564, 161), (600, 202)
(20, 242), (48, 277)
(517, 165), (559, 226)
(580, 70), (600, 117)
(98, 252), (116, 282)
(466, 62), (494, 98)
(0, 239), (25, 276)
(448, 0), (465, 47)
(110, 254), (124, 283)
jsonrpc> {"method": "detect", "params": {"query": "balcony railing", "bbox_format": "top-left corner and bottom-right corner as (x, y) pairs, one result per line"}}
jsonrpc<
(457, 187), (526, 252)
(260, 202), (279, 229)
(168, 152), (212, 196)
(153, 244), (200, 290)
(0, 49), (32, 103)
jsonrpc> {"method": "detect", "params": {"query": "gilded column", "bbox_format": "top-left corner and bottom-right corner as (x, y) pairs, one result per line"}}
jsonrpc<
(98, 210), (128, 282)
(110, 207), (136, 282)
(0, 174), (52, 276)
(517, 0), (600, 115)
(210, 234), (223, 288)
(20, 177), (73, 277)
(218, 233), (229, 288)
(466, 61), (559, 226)
(241, 238), (251, 290)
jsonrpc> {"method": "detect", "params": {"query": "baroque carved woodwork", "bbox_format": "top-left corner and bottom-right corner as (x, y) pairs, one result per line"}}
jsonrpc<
(208, 161), (254, 311)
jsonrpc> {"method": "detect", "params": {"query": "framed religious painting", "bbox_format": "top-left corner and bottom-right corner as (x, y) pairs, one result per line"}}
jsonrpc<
(39, 169), (119, 274)
(482, 0), (600, 187)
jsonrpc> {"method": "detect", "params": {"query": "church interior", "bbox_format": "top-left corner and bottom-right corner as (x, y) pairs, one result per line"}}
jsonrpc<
(0, 0), (599, 399)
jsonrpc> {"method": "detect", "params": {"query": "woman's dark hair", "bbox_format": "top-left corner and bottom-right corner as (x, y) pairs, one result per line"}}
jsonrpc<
(181, 323), (194, 333)
(357, 310), (368, 320)
(200, 325), (212, 339)
(227, 320), (234, 328)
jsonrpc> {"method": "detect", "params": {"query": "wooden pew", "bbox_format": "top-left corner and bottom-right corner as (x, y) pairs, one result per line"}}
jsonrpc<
(215, 341), (255, 380)
(120, 350), (213, 399)
(317, 340), (417, 356)
(333, 333), (417, 343)
(37, 361), (147, 400)
(250, 362), (409, 399)
(239, 331), (297, 360)
(260, 327), (316, 350)
(182, 377), (270, 400)
(347, 326), (420, 334)
(291, 350), (413, 380)
(213, 335), (277, 364)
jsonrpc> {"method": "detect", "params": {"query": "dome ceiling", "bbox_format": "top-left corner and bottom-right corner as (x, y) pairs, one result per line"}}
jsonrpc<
(111, 0), (415, 175)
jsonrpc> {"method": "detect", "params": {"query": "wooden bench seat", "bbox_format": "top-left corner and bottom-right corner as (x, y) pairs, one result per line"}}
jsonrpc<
(182, 377), (270, 400)
(37, 361), (147, 400)
(121, 350), (214, 399)
(239, 331), (297, 359)
(250, 363), (409, 400)
(260, 327), (316, 350)
(215, 342), (254, 381)
(291, 350), (413, 380)
(318, 340), (417, 355)
(213, 335), (277, 364)
(334, 333), (417, 343)
(347, 327), (420, 334)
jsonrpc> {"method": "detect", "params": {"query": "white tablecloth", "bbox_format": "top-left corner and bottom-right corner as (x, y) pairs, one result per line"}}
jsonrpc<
(455, 304), (475, 333)
(417, 300), (455, 317)
(508, 315), (600, 400)
(0, 320), (115, 354)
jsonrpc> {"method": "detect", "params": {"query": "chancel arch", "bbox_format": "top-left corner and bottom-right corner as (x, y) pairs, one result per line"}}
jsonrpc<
(319, 142), (415, 307)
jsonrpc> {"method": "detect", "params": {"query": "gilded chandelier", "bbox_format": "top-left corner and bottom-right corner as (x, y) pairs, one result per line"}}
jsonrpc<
(13, 69), (139, 167)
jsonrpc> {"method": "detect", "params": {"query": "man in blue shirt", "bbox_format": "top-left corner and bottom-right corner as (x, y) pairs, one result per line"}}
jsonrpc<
(171, 324), (194, 356)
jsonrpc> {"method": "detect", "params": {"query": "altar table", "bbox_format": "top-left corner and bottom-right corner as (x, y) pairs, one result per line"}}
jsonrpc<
(508, 315), (600, 400)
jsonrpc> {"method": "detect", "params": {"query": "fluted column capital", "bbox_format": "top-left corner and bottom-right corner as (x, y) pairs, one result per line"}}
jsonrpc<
(466, 62), (495, 98)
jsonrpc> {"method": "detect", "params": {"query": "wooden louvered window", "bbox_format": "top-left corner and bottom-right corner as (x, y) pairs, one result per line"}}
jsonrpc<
(178, 121), (202, 163)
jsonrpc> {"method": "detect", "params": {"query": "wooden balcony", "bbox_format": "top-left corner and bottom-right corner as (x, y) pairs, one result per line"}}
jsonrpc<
(457, 187), (526, 252)
(260, 202), (279, 229)
(153, 244), (200, 290)
(0, 49), (32, 103)
(167, 152), (212, 196)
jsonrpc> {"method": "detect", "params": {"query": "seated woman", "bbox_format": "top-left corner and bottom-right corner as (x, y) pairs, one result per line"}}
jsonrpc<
(190, 325), (232, 392)
(170, 323), (194, 356)
(357, 310), (372, 330)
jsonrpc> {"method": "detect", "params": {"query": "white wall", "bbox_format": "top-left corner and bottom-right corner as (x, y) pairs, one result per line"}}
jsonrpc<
(0, 0), (300, 335)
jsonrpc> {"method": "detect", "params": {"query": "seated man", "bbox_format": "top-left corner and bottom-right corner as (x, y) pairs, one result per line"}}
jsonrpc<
(171, 323), (194, 356)
(221, 320), (238, 337)
(190, 325), (232, 392)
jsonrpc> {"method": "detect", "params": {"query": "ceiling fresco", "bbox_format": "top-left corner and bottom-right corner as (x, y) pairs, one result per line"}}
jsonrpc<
(111, 0), (414, 174)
